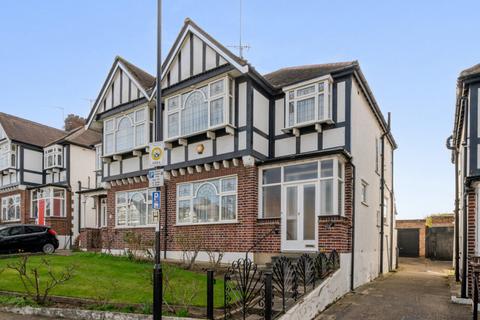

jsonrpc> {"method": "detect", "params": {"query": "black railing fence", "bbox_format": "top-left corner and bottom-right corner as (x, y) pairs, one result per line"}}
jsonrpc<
(218, 250), (340, 320)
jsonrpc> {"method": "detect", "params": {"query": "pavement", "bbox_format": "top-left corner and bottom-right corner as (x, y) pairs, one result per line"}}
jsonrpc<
(316, 257), (471, 320)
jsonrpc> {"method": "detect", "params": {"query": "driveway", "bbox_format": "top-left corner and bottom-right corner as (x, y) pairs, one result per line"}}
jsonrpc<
(316, 258), (471, 320)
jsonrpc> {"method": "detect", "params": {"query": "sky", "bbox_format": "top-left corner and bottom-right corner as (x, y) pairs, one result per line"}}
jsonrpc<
(0, 0), (479, 220)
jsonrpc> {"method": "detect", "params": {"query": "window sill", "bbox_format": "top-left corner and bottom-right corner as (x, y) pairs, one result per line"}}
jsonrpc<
(103, 145), (148, 159)
(282, 119), (334, 133)
(165, 124), (235, 143)
(114, 225), (157, 229)
(175, 220), (239, 227)
(1, 219), (21, 223)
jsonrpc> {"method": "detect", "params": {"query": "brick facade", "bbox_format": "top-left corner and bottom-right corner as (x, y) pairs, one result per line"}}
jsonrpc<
(467, 189), (476, 297)
(79, 160), (354, 257)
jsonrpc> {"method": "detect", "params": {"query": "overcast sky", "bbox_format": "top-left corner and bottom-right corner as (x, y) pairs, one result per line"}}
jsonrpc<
(1, 0), (479, 219)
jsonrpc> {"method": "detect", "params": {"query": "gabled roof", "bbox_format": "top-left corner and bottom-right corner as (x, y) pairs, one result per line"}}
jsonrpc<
(0, 112), (65, 147)
(263, 61), (358, 89)
(49, 126), (101, 149)
(86, 56), (155, 127)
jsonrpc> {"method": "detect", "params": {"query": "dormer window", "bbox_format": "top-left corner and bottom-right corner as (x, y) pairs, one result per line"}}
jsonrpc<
(44, 145), (63, 169)
(285, 78), (333, 129)
(165, 76), (234, 140)
(103, 106), (150, 156)
(0, 142), (16, 171)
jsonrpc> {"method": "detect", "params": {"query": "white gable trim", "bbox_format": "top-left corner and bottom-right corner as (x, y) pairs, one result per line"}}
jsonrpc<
(86, 61), (152, 128)
(150, 24), (249, 101)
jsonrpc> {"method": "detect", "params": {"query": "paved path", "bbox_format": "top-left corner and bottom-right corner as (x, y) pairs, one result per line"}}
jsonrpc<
(316, 258), (471, 320)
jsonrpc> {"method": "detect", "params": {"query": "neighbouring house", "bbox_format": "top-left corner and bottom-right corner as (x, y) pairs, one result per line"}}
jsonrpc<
(397, 213), (454, 260)
(449, 62), (480, 299)
(80, 18), (397, 292)
(0, 112), (100, 248)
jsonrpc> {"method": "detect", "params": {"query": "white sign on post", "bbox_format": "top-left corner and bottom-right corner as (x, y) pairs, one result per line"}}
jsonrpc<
(148, 169), (164, 188)
(149, 141), (166, 167)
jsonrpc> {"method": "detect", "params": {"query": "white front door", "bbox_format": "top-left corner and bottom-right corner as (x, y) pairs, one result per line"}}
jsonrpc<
(282, 183), (318, 251)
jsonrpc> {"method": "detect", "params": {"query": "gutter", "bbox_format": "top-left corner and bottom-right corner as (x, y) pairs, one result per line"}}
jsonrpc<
(447, 134), (460, 282)
(350, 162), (356, 291)
(461, 96), (469, 298)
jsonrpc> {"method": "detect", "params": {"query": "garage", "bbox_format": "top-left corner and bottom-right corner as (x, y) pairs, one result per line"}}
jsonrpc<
(426, 226), (454, 260)
(398, 228), (420, 257)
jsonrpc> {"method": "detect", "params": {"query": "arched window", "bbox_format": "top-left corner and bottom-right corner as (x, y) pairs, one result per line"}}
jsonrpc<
(193, 183), (219, 223)
(129, 192), (146, 226)
(182, 91), (208, 135)
(116, 117), (134, 152)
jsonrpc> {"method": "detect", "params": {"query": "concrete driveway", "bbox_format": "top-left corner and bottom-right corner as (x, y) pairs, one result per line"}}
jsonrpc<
(316, 258), (471, 320)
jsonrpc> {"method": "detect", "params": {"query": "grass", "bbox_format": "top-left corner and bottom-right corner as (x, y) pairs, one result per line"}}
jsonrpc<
(0, 252), (225, 308)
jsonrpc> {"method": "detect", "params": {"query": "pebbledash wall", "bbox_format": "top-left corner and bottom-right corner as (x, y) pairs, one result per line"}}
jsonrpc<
(78, 159), (353, 264)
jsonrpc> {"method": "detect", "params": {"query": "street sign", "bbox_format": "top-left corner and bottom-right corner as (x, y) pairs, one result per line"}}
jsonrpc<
(148, 169), (164, 188)
(152, 191), (161, 209)
(149, 141), (166, 167)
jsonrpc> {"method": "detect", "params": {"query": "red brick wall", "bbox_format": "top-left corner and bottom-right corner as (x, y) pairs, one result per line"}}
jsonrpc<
(467, 189), (476, 297)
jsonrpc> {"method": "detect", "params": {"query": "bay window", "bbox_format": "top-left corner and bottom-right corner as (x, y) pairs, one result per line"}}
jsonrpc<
(285, 78), (333, 128)
(259, 158), (345, 218)
(166, 77), (234, 140)
(31, 188), (66, 218)
(1, 195), (20, 222)
(44, 145), (63, 169)
(103, 106), (150, 156)
(177, 176), (237, 224)
(115, 189), (157, 227)
(0, 142), (16, 171)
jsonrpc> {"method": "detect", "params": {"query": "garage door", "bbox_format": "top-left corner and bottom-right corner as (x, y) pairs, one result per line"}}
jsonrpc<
(398, 229), (419, 257)
(426, 227), (454, 261)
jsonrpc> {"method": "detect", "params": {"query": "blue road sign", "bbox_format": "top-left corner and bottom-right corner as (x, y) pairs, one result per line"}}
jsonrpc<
(152, 191), (161, 209)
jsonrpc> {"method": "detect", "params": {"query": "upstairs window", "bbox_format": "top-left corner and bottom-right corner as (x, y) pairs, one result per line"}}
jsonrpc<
(44, 145), (63, 169)
(285, 79), (333, 128)
(0, 142), (16, 171)
(1, 194), (20, 222)
(166, 77), (234, 140)
(103, 106), (149, 156)
(95, 144), (102, 171)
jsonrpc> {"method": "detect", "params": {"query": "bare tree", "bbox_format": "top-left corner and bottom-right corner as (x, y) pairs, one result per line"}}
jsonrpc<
(175, 232), (205, 269)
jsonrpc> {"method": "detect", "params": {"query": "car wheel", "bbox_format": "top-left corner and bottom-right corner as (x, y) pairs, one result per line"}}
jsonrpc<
(42, 243), (55, 254)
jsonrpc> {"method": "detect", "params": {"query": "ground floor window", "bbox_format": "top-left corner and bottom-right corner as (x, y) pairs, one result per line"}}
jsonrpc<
(176, 176), (237, 224)
(115, 189), (156, 227)
(260, 158), (345, 218)
(1, 194), (20, 221)
(31, 187), (66, 218)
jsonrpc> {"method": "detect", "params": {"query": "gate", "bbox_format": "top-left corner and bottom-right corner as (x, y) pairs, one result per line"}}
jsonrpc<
(398, 229), (419, 257)
(223, 250), (340, 319)
(426, 226), (453, 260)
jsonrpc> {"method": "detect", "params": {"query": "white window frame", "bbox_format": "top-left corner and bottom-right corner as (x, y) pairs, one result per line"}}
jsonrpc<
(115, 188), (157, 228)
(284, 76), (333, 129)
(95, 144), (102, 171)
(103, 105), (149, 156)
(0, 142), (16, 171)
(176, 175), (238, 225)
(258, 157), (345, 218)
(30, 187), (66, 218)
(165, 76), (234, 141)
(1, 194), (21, 222)
(361, 180), (368, 206)
(44, 145), (63, 169)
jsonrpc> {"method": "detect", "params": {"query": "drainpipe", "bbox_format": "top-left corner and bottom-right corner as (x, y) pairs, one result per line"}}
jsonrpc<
(350, 162), (356, 291)
(461, 96), (469, 298)
(379, 113), (391, 275)
(389, 125), (395, 271)
(77, 181), (82, 234)
(447, 134), (460, 282)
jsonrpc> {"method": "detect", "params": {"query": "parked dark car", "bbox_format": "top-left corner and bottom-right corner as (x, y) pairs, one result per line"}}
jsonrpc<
(0, 224), (59, 254)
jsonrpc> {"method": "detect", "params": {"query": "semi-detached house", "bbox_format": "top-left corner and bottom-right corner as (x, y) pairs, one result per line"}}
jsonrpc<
(0, 112), (100, 248)
(80, 18), (397, 290)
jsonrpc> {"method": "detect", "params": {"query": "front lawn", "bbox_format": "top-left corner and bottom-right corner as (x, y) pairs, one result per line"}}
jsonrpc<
(0, 252), (224, 308)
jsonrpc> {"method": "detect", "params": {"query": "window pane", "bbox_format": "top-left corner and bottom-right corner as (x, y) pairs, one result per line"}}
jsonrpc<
(168, 113), (179, 138)
(210, 79), (224, 96)
(318, 82), (325, 93)
(210, 97), (224, 126)
(284, 162), (318, 182)
(135, 109), (145, 122)
(318, 93), (325, 120)
(135, 124), (145, 146)
(221, 195), (236, 220)
(129, 193), (146, 226)
(262, 168), (281, 184)
(182, 91), (208, 135)
(303, 184), (316, 240)
(178, 200), (191, 223)
(105, 119), (114, 132)
(117, 206), (126, 226)
(321, 179), (333, 215)
(320, 160), (334, 178)
(178, 184), (191, 197)
(262, 185), (281, 218)
(296, 85), (315, 97)
(221, 177), (236, 192)
(286, 186), (298, 240)
(338, 180), (344, 215)
(193, 184), (219, 223)
(168, 96), (179, 110)
(116, 117), (134, 151)
(117, 193), (127, 205)
(296, 97), (315, 123)
(288, 102), (294, 126)
(105, 134), (114, 154)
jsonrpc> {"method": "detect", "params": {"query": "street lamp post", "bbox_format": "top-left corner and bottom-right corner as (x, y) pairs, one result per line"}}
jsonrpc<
(153, 0), (163, 319)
